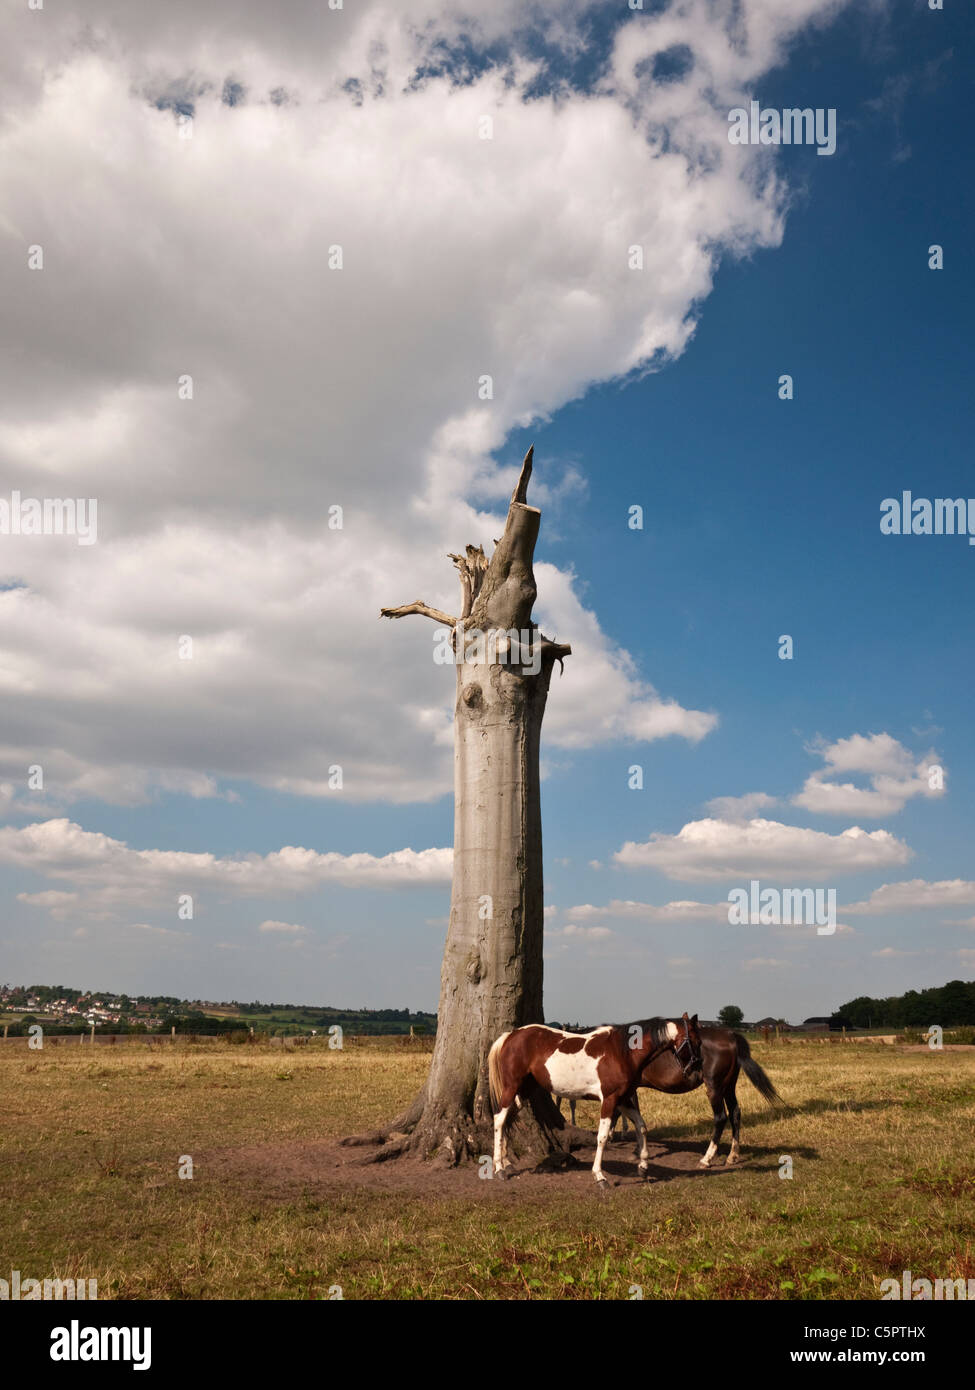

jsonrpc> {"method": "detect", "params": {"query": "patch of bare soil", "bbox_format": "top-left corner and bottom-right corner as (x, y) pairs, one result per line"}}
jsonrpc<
(201, 1128), (751, 1203)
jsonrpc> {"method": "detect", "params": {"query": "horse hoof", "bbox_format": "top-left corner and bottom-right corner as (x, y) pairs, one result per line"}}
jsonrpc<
(725, 1154), (738, 1166)
(698, 1158), (712, 1169)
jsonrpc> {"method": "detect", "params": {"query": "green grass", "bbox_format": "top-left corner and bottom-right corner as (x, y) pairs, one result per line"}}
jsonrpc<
(1, 1038), (972, 1299)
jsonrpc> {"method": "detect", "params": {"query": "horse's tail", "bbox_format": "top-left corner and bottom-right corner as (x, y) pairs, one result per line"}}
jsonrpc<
(488, 1031), (511, 1111)
(734, 1033), (783, 1106)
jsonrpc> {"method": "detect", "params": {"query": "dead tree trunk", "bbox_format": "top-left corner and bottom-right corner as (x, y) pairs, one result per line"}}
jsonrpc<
(374, 448), (571, 1166)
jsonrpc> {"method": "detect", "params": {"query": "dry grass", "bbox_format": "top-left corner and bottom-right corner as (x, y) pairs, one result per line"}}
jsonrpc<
(1, 1038), (972, 1299)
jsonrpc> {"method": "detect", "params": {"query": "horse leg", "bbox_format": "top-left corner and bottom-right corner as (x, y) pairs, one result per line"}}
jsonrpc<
(699, 1079), (728, 1169)
(493, 1080), (520, 1177)
(592, 1095), (617, 1185)
(493, 1105), (509, 1176)
(609, 1109), (628, 1141)
(725, 1075), (742, 1165)
(618, 1093), (650, 1176)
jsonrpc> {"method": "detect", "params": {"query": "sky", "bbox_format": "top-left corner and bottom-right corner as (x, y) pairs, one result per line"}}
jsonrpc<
(0, 0), (972, 1025)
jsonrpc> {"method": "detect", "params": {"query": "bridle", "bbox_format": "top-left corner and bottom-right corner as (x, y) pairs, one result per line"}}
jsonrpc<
(672, 1023), (702, 1079)
(640, 1021), (701, 1079)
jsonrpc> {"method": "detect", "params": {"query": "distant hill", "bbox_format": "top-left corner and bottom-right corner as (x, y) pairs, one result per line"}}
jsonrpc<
(0, 982), (436, 1037)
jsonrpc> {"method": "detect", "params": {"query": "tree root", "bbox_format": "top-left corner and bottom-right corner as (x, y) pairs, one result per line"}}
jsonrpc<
(338, 1130), (387, 1148)
(357, 1137), (411, 1165)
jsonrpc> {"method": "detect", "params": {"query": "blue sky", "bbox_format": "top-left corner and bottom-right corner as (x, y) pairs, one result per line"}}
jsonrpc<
(0, 0), (972, 1023)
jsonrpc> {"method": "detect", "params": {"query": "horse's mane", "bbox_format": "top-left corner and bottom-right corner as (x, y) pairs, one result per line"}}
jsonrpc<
(614, 1017), (678, 1049)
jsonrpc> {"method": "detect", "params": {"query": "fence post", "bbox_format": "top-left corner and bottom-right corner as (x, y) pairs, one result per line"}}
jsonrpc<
(90, 1023), (95, 1045)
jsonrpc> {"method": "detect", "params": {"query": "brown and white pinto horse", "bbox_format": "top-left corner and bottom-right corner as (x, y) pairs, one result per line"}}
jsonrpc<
(488, 1014), (701, 1184)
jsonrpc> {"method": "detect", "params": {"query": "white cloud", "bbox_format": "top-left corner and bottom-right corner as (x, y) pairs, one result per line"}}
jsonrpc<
(17, 889), (79, 921)
(816, 732), (914, 777)
(793, 733), (944, 817)
(0, 0), (868, 811)
(0, 818), (452, 916)
(843, 879), (975, 915)
(549, 923), (613, 940)
(615, 817), (912, 881)
(258, 919), (308, 935)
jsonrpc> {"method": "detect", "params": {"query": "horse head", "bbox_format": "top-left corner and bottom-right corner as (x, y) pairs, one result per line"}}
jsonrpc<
(675, 1011), (703, 1077)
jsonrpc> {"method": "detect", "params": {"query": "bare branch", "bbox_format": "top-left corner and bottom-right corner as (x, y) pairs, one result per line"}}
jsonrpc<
(540, 635), (572, 676)
(380, 601), (457, 627)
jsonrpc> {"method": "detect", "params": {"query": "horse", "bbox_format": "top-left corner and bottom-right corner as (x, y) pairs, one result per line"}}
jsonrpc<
(631, 1025), (782, 1168)
(488, 1013), (702, 1184)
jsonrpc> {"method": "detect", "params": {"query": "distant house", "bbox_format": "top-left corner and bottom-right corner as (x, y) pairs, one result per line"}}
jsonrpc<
(797, 1016), (832, 1032)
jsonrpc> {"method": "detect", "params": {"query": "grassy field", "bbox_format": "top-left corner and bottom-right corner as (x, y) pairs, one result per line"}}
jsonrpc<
(1, 1037), (973, 1300)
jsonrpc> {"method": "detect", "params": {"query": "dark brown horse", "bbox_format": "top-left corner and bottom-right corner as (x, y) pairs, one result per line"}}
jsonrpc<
(633, 1025), (782, 1167)
(489, 1013), (702, 1184)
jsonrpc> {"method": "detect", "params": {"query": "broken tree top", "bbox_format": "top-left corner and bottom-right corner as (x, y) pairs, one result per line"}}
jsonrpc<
(380, 446), (571, 666)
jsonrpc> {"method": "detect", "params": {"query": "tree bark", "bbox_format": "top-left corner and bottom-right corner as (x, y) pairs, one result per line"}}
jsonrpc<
(374, 448), (572, 1165)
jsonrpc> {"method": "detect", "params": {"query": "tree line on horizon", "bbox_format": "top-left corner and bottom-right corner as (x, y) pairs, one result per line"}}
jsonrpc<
(831, 978), (975, 1029)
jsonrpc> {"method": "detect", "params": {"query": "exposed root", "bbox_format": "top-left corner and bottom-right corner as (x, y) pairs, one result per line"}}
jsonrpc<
(357, 1137), (410, 1165)
(338, 1131), (387, 1148)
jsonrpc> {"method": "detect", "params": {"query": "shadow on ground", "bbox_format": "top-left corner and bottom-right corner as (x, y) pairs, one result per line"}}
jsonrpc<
(199, 1124), (820, 1202)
